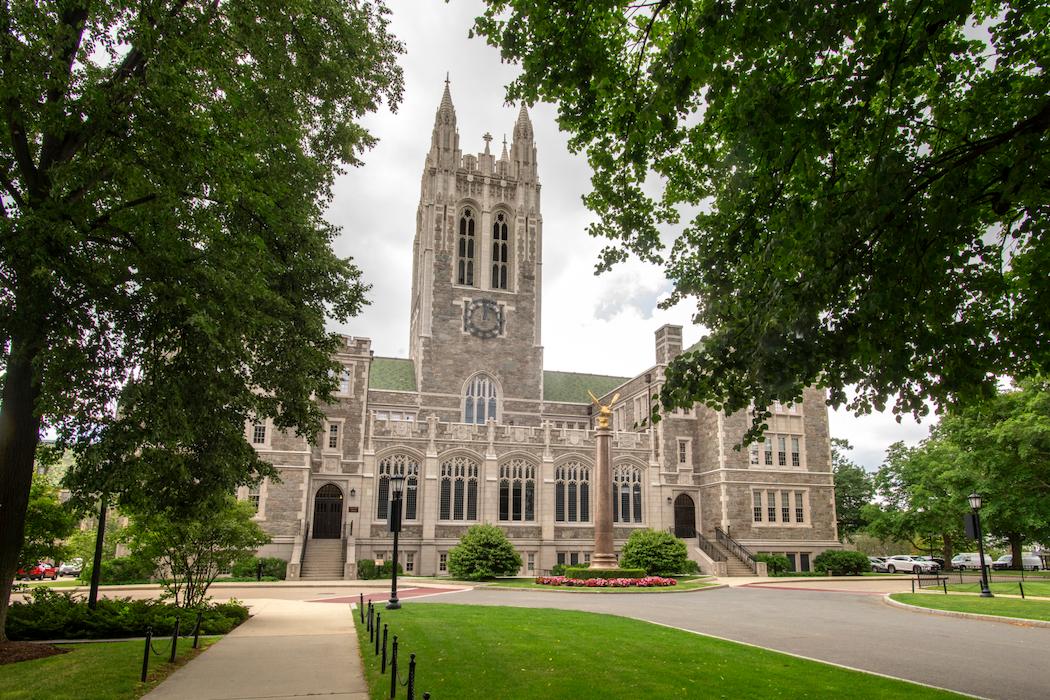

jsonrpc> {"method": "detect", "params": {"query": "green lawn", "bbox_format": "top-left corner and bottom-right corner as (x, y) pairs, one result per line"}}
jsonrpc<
(482, 576), (718, 593)
(891, 594), (1050, 622)
(354, 604), (961, 699)
(0, 638), (216, 700)
(941, 581), (1050, 597)
(20, 579), (80, 588)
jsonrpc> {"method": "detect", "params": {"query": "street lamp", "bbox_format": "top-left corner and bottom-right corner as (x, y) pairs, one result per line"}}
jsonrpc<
(968, 492), (994, 598)
(387, 473), (406, 609)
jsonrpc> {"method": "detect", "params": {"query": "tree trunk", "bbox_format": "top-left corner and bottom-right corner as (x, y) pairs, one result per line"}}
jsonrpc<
(0, 341), (44, 642)
(1010, 533), (1023, 571)
(942, 533), (954, 569)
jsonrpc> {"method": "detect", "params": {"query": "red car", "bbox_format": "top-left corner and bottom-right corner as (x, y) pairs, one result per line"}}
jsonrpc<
(17, 562), (58, 580)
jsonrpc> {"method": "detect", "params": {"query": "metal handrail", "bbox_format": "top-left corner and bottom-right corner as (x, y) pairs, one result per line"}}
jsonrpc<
(300, 520), (310, 568)
(715, 527), (757, 573)
(697, 532), (727, 562)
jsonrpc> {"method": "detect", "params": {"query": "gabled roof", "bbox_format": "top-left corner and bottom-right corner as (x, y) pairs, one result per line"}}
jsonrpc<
(369, 357), (416, 392)
(543, 370), (629, 405)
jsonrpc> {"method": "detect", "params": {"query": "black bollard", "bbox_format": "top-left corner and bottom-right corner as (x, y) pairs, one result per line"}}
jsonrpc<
(193, 611), (203, 649)
(375, 613), (381, 655)
(381, 624), (388, 673)
(406, 653), (416, 700)
(169, 616), (181, 663)
(359, 592), (364, 622)
(423, 694), (431, 700)
(390, 636), (398, 699)
(141, 626), (153, 682)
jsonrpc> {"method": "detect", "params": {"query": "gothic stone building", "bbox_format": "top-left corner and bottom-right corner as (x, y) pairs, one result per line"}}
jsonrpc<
(245, 84), (841, 579)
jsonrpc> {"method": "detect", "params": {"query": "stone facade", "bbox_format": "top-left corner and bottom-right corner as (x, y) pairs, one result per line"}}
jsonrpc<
(248, 84), (840, 577)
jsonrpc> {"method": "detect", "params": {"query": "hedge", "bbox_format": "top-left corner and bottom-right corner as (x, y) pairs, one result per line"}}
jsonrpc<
(357, 559), (404, 580)
(813, 550), (869, 576)
(232, 556), (287, 580)
(619, 529), (690, 576)
(563, 566), (646, 580)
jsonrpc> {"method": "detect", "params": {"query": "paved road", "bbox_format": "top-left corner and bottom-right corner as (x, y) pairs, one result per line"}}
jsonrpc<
(413, 586), (1049, 700)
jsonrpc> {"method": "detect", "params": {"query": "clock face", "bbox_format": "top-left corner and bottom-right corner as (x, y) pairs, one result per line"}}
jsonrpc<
(465, 299), (503, 338)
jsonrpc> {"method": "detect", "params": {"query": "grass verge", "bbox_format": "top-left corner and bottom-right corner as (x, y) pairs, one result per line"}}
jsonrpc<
(482, 576), (718, 592)
(0, 637), (216, 700)
(354, 603), (960, 699)
(941, 581), (1050, 597)
(890, 593), (1050, 622)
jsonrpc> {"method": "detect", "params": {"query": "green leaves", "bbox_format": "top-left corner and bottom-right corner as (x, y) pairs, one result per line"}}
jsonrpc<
(475, 1), (1049, 435)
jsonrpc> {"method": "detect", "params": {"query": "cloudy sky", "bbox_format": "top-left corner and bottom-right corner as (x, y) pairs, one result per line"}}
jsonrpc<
(325, 0), (934, 469)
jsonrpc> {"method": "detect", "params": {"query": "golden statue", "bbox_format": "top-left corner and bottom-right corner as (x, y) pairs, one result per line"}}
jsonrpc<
(588, 390), (620, 430)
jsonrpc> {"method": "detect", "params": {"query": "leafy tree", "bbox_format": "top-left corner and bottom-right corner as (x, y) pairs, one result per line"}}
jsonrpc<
(939, 378), (1050, 568)
(474, 2), (1049, 440)
(447, 525), (522, 581)
(864, 439), (970, 564)
(831, 439), (874, 542)
(19, 474), (78, 570)
(619, 528), (690, 575)
(124, 497), (269, 607)
(0, 1), (403, 639)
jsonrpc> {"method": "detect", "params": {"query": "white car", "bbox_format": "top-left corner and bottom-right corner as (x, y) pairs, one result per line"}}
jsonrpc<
(57, 558), (83, 576)
(884, 555), (939, 574)
(992, 554), (1042, 571)
(951, 553), (996, 571)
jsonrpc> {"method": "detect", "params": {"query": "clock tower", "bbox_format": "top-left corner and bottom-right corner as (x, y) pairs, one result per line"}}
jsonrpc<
(408, 81), (544, 421)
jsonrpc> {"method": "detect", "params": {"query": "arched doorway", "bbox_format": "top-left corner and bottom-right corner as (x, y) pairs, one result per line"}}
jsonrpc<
(674, 493), (696, 538)
(312, 484), (344, 539)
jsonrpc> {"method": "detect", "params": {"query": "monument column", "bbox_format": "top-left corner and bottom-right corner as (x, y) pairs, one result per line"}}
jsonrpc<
(591, 424), (617, 569)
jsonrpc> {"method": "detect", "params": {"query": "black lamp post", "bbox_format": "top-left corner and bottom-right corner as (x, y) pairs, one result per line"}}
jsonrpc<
(387, 473), (406, 609)
(968, 492), (994, 598)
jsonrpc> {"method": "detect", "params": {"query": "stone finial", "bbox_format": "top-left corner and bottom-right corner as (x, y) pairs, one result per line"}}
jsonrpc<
(482, 132), (493, 155)
(500, 134), (509, 160)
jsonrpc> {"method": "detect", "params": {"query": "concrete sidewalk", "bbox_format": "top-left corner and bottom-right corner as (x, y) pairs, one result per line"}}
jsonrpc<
(144, 598), (368, 700)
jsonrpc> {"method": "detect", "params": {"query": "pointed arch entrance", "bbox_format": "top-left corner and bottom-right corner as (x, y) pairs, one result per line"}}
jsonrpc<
(674, 493), (697, 538)
(312, 484), (344, 539)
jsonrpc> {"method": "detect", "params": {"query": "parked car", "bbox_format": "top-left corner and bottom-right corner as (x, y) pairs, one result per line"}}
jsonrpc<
(991, 554), (1042, 571)
(868, 556), (890, 573)
(16, 562), (58, 580)
(916, 555), (945, 569)
(884, 555), (940, 574)
(58, 558), (83, 577)
(951, 553), (996, 571)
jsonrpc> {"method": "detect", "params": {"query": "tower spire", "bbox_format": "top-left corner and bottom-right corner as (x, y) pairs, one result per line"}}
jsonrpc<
(429, 74), (460, 168)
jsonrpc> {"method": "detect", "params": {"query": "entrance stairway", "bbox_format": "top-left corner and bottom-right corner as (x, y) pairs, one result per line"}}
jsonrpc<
(707, 539), (757, 577)
(299, 539), (346, 580)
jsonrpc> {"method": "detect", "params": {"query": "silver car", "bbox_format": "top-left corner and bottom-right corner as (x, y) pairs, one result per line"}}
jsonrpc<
(869, 556), (890, 573)
(884, 555), (939, 574)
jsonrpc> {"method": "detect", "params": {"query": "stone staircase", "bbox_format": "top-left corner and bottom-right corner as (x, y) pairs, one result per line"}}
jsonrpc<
(707, 539), (757, 577)
(299, 539), (346, 580)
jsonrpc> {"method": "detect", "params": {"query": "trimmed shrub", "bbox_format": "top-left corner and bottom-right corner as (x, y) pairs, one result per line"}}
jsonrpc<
(813, 550), (869, 576)
(4, 587), (250, 640)
(232, 556), (287, 580)
(619, 529), (690, 576)
(356, 559), (403, 580)
(79, 553), (158, 585)
(447, 524), (522, 581)
(550, 563), (567, 576)
(564, 566), (645, 580)
(754, 553), (792, 576)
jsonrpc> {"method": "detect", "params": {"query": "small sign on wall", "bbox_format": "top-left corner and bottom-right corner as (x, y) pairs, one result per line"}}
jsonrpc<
(348, 506), (359, 513)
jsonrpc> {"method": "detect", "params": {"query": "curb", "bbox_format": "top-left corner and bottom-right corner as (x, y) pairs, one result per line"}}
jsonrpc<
(882, 594), (1050, 628)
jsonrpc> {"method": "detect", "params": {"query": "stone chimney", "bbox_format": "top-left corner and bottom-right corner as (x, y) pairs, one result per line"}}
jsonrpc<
(655, 324), (683, 365)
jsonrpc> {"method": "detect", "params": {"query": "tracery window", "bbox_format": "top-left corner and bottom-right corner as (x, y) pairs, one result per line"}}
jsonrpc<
(457, 207), (476, 285)
(377, 454), (420, 521)
(491, 211), (509, 289)
(498, 459), (536, 521)
(463, 374), (498, 424)
(439, 456), (479, 521)
(612, 465), (643, 523)
(555, 461), (590, 522)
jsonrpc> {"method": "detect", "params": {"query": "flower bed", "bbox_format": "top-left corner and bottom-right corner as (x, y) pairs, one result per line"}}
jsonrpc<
(535, 575), (677, 588)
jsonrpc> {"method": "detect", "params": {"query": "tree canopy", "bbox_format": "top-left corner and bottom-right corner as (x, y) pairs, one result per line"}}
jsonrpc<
(475, 1), (1049, 438)
(0, 0), (402, 639)
(830, 438), (873, 541)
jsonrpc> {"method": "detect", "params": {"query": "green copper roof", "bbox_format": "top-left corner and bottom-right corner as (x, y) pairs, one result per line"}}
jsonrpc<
(543, 370), (629, 404)
(369, 357), (416, 391)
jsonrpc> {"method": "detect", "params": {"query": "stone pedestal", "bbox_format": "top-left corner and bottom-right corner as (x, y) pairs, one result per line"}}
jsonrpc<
(591, 426), (617, 569)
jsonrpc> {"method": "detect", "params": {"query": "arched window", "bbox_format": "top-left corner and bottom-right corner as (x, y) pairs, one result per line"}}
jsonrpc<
(463, 374), (498, 424)
(457, 207), (476, 285)
(612, 465), (643, 523)
(499, 459), (536, 521)
(377, 455), (420, 521)
(555, 461), (590, 522)
(491, 210), (509, 289)
(439, 456), (479, 521)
